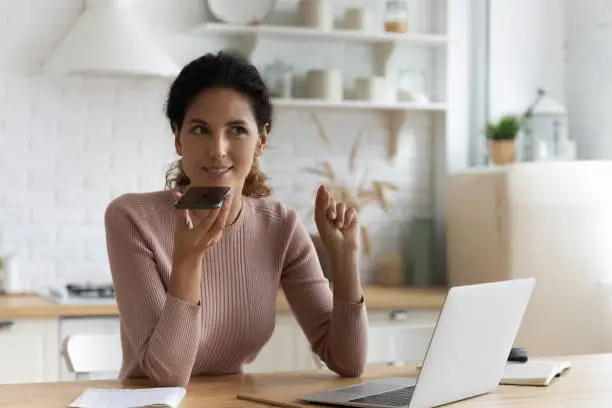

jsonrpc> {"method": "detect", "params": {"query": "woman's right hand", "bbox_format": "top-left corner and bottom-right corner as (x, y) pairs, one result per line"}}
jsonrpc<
(171, 191), (233, 266)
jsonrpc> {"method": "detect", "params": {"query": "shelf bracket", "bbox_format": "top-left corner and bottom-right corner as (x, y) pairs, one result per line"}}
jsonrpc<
(387, 110), (439, 166)
(225, 34), (259, 60)
(374, 41), (398, 78)
(387, 110), (407, 166)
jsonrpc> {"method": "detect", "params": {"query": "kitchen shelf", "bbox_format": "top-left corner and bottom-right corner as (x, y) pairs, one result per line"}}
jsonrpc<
(191, 23), (449, 47)
(191, 22), (448, 78)
(271, 98), (446, 112)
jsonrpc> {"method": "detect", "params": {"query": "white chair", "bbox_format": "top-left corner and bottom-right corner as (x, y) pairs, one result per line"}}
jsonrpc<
(62, 332), (123, 380)
(312, 324), (436, 369)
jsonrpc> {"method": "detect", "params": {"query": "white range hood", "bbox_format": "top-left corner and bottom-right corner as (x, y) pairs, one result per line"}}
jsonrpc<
(41, 0), (180, 78)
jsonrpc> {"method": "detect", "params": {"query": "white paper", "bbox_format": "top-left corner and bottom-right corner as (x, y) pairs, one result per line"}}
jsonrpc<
(503, 360), (571, 380)
(69, 387), (186, 408)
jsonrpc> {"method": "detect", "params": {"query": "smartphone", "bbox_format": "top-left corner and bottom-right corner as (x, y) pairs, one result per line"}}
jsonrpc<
(175, 186), (231, 210)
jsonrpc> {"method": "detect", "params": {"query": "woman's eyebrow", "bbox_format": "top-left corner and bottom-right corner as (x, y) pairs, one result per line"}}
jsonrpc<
(226, 119), (247, 126)
(187, 118), (208, 125)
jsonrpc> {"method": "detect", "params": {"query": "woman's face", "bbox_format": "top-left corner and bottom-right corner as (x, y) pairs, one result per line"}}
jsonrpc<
(174, 88), (267, 194)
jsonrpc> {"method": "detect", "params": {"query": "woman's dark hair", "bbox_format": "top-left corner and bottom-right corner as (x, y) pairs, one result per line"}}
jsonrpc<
(164, 50), (273, 198)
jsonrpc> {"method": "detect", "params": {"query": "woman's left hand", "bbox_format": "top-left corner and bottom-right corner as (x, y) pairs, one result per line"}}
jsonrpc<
(314, 185), (359, 257)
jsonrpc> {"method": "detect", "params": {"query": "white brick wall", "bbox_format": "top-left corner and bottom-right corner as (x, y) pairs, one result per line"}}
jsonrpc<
(488, 0), (565, 119)
(488, 0), (612, 161)
(564, 0), (612, 159)
(0, 0), (440, 290)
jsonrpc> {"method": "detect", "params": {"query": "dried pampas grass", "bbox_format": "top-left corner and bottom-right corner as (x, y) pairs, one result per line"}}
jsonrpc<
(303, 114), (399, 256)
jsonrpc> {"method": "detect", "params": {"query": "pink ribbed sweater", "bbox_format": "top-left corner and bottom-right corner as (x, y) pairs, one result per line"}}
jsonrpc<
(104, 190), (367, 387)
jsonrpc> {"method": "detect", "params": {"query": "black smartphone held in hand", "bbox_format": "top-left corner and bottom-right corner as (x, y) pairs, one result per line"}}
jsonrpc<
(175, 186), (231, 210)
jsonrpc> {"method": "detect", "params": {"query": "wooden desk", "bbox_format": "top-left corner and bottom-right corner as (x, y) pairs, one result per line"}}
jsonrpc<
(1, 354), (609, 407)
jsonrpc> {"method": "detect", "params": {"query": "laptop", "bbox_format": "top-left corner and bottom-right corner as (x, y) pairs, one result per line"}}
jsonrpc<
(298, 277), (536, 408)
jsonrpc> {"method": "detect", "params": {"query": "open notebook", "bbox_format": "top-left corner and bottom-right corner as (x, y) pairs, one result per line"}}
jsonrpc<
(68, 387), (186, 408)
(416, 360), (571, 387)
(500, 360), (572, 386)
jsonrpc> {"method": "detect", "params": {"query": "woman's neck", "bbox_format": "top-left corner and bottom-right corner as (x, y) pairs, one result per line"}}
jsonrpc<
(227, 195), (243, 226)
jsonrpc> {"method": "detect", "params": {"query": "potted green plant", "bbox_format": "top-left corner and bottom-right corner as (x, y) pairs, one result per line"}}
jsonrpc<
(485, 115), (521, 165)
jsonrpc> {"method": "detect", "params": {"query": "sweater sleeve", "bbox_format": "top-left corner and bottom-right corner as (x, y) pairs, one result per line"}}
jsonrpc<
(104, 196), (201, 387)
(279, 208), (368, 377)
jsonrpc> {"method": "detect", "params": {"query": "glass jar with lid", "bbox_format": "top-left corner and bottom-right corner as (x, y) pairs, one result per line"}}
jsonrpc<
(262, 59), (294, 99)
(384, 0), (409, 33)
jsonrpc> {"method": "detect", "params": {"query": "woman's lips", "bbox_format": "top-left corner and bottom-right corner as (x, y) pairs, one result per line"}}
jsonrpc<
(202, 166), (233, 178)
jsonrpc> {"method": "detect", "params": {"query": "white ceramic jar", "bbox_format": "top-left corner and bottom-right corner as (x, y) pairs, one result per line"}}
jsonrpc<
(298, 0), (333, 31)
(344, 7), (373, 32)
(0, 255), (21, 294)
(306, 69), (343, 101)
(354, 76), (388, 102)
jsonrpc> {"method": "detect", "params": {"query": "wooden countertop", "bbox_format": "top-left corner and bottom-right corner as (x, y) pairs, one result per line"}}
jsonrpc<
(0, 354), (609, 407)
(0, 295), (119, 319)
(0, 285), (447, 319)
(277, 285), (447, 312)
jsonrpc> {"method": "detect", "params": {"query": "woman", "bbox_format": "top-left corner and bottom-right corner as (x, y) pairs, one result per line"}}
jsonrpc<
(104, 51), (367, 387)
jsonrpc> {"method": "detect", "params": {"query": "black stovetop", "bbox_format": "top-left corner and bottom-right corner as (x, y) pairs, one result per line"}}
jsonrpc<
(65, 283), (115, 299)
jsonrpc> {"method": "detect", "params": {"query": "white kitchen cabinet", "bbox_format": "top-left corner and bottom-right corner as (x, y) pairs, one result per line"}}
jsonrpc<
(243, 314), (301, 373)
(245, 308), (441, 374)
(294, 324), (320, 372)
(367, 308), (440, 326)
(58, 316), (121, 381)
(0, 318), (59, 384)
(367, 308), (439, 364)
(0, 307), (440, 384)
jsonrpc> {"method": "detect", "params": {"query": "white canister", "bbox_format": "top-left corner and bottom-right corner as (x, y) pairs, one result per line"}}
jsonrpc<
(344, 8), (372, 32)
(306, 69), (343, 102)
(1, 256), (21, 294)
(299, 0), (333, 31)
(534, 140), (549, 161)
(558, 139), (577, 160)
(354, 77), (388, 102)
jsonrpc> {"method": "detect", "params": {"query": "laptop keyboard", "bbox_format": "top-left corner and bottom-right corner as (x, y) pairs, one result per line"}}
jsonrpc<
(348, 386), (415, 407)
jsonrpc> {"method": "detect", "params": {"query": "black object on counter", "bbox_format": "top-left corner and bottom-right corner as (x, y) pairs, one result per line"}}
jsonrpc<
(508, 347), (528, 363)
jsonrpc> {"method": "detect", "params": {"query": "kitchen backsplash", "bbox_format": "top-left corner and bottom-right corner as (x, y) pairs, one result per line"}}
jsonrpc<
(0, 0), (434, 290)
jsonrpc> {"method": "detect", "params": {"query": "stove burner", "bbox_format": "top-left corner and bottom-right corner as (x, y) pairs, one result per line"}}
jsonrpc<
(65, 283), (115, 299)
